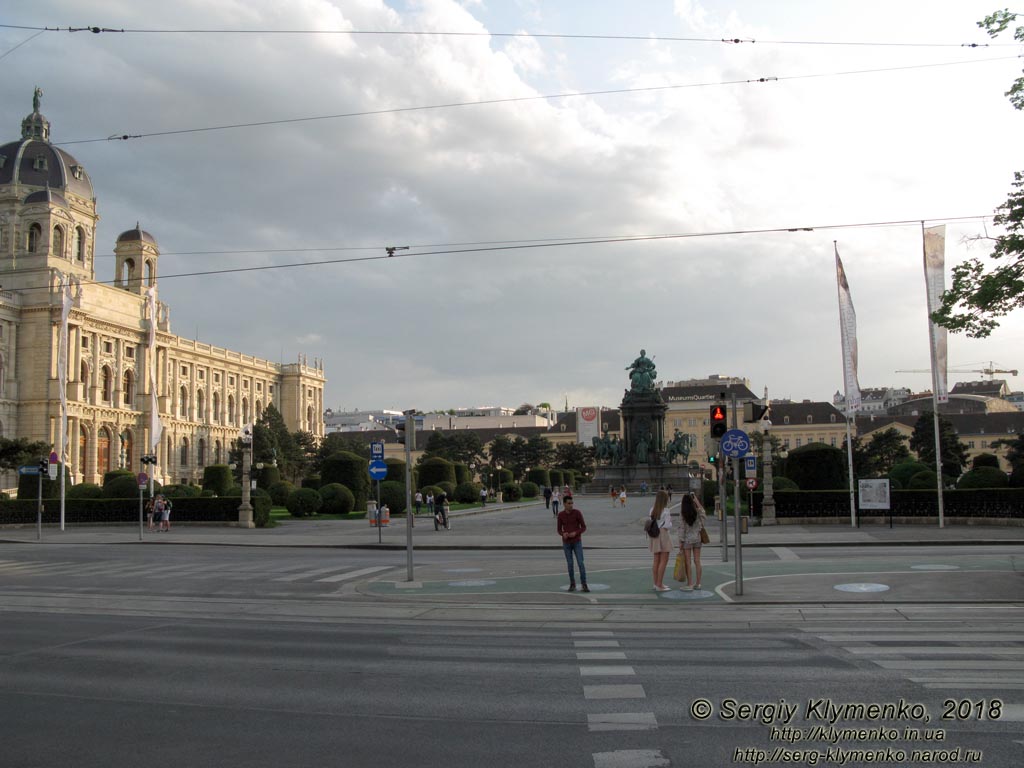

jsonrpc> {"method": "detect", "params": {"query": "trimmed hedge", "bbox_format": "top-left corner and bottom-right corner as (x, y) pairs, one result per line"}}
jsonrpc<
(418, 457), (456, 488)
(527, 468), (551, 488)
(202, 465), (234, 496)
(0, 495), (271, 526)
(453, 463), (470, 485)
(957, 467), (1009, 489)
(67, 483), (103, 499)
(521, 481), (539, 498)
(257, 464), (281, 488)
(320, 452), (368, 511)
(302, 475), (321, 490)
(268, 480), (295, 506)
(379, 480), (407, 514)
(104, 474), (144, 499)
(319, 483), (355, 515)
(750, 488), (1024, 519)
(18, 464), (71, 500)
(286, 487), (323, 517)
(454, 481), (481, 503)
(549, 470), (564, 488)
(385, 458), (407, 484)
(501, 482), (523, 502)
(436, 480), (456, 498)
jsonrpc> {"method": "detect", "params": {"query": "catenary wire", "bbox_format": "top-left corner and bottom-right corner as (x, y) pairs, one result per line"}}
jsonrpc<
(54, 54), (1023, 146)
(0, 214), (995, 296)
(0, 29), (44, 61)
(0, 23), (1016, 48)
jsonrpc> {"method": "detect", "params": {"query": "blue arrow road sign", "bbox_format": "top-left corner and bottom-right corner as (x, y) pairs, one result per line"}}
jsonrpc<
(720, 429), (751, 458)
(18, 464), (40, 476)
(370, 441), (385, 460)
(368, 459), (388, 481)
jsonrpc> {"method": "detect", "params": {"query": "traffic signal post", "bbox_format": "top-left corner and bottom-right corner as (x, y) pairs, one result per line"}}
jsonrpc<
(398, 410), (417, 582)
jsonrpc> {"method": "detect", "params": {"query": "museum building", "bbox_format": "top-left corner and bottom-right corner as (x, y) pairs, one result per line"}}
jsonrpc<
(0, 95), (325, 487)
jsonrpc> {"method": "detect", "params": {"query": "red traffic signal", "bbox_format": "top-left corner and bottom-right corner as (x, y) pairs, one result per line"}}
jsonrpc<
(709, 404), (728, 438)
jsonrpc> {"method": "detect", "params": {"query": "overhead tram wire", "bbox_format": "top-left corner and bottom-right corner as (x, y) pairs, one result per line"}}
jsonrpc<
(0, 23), (1015, 48)
(0, 214), (995, 297)
(53, 54), (1024, 146)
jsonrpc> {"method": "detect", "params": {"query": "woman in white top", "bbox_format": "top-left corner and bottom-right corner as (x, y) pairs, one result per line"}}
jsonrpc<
(647, 490), (673, 591)
(678, 493), (707, 591)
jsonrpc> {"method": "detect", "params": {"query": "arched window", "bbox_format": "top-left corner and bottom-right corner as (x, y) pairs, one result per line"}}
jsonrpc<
(124, 257), (135, 287)
(101, 366), (112, 402)
(122, 370), (134, 407)
(215, 439), (222, 464)
(180, 437), (189, 466)
(179, 386), (188, 418)
(255, 400), (262, 422)
(98, 427), (111, 477)
(80, 360), (89, 384)
(27, 223), (42, 252)
(167, 435), (173, 471)
(79, 426), (88, 477)
(307, 405), (313, 429)
(242, 397), (249, 425)
(197, 438), (206, 467)
(212, 391), (220, 423)
(145, 260), (154, 286)
(75, 226), (86, 261)
(196, 389), (205, 421)
(228, 395), (235, 425)
(52, 226), (64, 257)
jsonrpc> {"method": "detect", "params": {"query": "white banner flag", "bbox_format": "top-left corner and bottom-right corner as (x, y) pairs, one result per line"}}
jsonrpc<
(576, 407), (601, 446)
(146, 287), (164, 452)
(922, 225), (948, 403)
(835, 245), (861, 414)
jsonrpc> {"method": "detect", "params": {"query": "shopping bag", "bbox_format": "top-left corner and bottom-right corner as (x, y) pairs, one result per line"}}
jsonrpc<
(673, 551), (686, 582)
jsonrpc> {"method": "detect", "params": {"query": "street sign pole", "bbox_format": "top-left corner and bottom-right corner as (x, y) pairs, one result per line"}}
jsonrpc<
(36, 471), (42, 541)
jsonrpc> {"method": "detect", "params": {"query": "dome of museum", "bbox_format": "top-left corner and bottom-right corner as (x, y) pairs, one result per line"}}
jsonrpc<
(117, 224), (158, 246)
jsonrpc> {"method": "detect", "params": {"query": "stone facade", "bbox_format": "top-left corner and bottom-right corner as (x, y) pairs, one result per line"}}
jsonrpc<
(0, 96), (324, 487)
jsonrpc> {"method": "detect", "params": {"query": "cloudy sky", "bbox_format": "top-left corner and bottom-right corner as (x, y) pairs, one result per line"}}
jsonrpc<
(3, 0), (1022, 413)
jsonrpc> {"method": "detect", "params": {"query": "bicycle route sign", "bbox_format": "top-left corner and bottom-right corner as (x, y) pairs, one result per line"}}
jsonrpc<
(720, 429), (751, 458)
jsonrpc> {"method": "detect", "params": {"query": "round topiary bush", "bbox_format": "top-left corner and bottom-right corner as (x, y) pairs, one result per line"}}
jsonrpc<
(268, 480), (295, 506)
(785, 444), (847, 490)
(319, 483), (355, 515)
(420, 485), (442, 500)
(320, 452), (368, 510)
(379, 480), (407, 514)
(302, 475), (321, 490)
(162, 484), (201, 498)
(908, 470), (938, 490)
(889, 461), (931, 489)
(501, 482), (522, 502)
(957, 466), (1009, 489)
(103, 473), (143, 498)
(385, 458), (406, 483)
(418, 457), (456, 488)
(520, 481), (539, 498)
(971, 453), (1000, 470)
(436, 480), (456, 498)
(453, 481), (480, 503)
(286, 487), (323, 517)
(67, 483), (103, 499)
(202, 465), (233, 496)
(453, 463), (470, 485)
(527, 468), (550, 488)
(257, 464), (281, 488)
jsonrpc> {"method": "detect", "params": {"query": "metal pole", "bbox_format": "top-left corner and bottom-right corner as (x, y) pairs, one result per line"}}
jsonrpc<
(731, 392), (742, 595)
(139, 483), (144, 541)
(37, 471), (43, 541)
(404, 410), (415, 581)
(719, 445), (728, 563)
(845, 414), (857, 528)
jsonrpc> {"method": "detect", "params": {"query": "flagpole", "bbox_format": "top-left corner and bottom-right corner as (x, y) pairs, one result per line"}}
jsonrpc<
(835, 242), (858, 528)
(922, 223), (946, 528)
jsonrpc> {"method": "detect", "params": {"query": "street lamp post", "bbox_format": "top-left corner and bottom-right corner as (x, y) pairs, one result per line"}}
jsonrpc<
(761, 423), (776, 526)
(237, 427), (254, 528)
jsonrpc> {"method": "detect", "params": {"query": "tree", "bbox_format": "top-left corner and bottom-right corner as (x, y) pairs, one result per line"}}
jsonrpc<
(554, 442), (596, 479)
(909, 411), (969, 479)
(862, 428), (911, 476)
(932, 11), (1023, 337)
(421, 431), (484, 467)
(0, 437), (51, 471)
(521, 435), (556, 472)
(316, 433), (370, 465)
(513, 403), (535, 415)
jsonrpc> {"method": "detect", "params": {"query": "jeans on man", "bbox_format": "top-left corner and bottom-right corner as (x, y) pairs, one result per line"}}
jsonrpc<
(562, 539), (586, 584)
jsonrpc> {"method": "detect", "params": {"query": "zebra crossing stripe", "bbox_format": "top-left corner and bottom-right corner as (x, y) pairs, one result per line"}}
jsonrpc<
(316, 565), (392, 583)
(592, 749), (669, 768)
(587, 712), (657, 731)
(272, 565), (365, 582)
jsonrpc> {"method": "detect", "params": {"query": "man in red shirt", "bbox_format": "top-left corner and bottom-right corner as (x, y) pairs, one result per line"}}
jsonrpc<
(556, 496), (589, 592)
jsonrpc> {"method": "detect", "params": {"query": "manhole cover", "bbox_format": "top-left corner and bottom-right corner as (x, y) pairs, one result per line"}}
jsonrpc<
(834, 583), (890, 593)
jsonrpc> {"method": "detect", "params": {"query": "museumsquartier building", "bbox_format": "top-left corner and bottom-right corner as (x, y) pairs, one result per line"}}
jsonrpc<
(0, 95), (325, 487)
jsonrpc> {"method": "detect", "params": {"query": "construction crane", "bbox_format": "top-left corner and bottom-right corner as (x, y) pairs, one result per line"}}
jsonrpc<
(895, 362), (1018, 380)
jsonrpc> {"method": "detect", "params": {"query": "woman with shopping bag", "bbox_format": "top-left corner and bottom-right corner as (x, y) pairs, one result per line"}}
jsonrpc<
(677, 493), (708, 591)
(646, 490), (673, 592)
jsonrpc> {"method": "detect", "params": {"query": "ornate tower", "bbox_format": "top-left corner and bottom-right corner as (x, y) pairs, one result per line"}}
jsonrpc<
(114, 224), (159, 294)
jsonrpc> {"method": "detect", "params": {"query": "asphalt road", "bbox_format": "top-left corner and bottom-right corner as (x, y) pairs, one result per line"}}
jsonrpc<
(1, 543), (1023, 767)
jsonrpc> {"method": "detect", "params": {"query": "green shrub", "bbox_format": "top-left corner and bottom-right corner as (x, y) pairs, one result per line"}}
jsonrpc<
(454, 481), (480, 503)
(418, 457), (456, 488)
(385, 458), (406, 483)
(252, 489), (272, 528)
(521, 481), (539, 498)
(957, 467), (1009, 489)
(319, 483), (355, 514)
(560, 469), (577, 489)
(501, 482), (522, 501)
(268, 480), (295, 506)
(971, 453), (1000, 470)
(549, 469), (564, 488)
(302, 475), (321, 490)
(103, 474), (143, 498)
(162, 484), (201, 498)
(200, 489), (215, 497)
(785, 444), (847, 490)
(453, 463), (470, 485)
(889, 461), (931, 489)
(436, 480), (456, 498)
(103, 469), (134, 487)
(286, 487), (323, 517)
(420, 485), (442, 500)
(257, 464), (281, 488)
(527, 468), (550, 488)
(67, 483), (104, 499)
(320, 452), (368, 510)
(908, 470), (938, 490)
(202, 465), (233, 496)
(379, 480), (407, 514)
(772, 476), (799, 491)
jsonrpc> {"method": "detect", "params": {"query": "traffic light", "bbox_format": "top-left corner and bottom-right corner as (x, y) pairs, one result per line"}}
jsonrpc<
(710, 404), (728, 438)
(140, 454), (157, 466)
(396, 410), (416, 450)
(707, 453), (717, 464)
(39, 457), (49, 474)
(743, 402), (770, 423)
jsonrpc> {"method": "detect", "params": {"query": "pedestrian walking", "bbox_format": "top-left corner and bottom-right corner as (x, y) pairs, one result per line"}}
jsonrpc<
(145, 497), (155, 531)
(157, 495), (172, 532)
(556, 495), (588, 592)
(426, 492), (434, 518)
(678, 493), (708, 591)
(551, 489), (561, 517)
(647, 490), (673, 591)
(414, 491), (423, 516)
(666, 484), (673, 502)
(543, 486), (553, 509)
(618, 486), (627, 507)
(480, 487), (487, 506)
(434, 492), (450, 530)
(609, 485), (616, 507)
